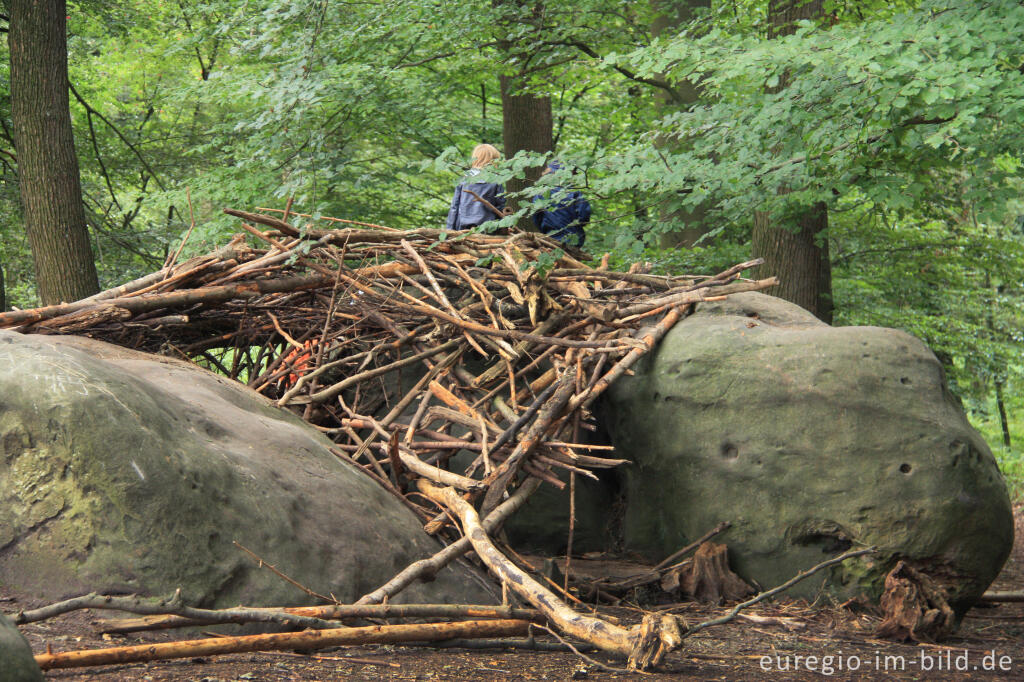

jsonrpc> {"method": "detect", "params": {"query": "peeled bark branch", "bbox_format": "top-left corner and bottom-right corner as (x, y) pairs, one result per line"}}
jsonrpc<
(419, 481), (682, 670)
(35, 619), (531, 670)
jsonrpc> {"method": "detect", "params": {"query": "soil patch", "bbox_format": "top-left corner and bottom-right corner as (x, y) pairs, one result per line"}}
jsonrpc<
(6, 506), (1023, 680)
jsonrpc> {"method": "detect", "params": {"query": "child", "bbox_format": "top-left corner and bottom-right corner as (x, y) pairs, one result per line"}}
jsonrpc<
(446, 144), (507, 230)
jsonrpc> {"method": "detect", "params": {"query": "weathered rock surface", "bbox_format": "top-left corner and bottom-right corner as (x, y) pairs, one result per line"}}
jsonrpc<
(0, 613), (42, 681)
(599, 293), (1013, 608)
(0, 331), (491, 607)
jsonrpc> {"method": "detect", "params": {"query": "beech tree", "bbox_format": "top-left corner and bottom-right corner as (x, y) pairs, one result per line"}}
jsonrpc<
(750, 0), (832, 322)
(8, 0), (98, 304)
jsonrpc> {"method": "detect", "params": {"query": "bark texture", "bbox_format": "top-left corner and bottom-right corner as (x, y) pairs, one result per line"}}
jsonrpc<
(9, 0), (99, 305)
(500, 72), (553, 225)
(652, 0), (711, 248)
(751, 0), (832, 323)
(752, 201), (832, 322)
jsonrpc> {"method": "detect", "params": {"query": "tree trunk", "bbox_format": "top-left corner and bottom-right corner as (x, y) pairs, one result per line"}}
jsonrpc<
(994, 381), (1011, 448)
(9, 0), (99, 305)
(499, 73), (553, 227)
(751, 0), (831, 323)
(752, 202), (832, 321)
(652, 0), (710, 248)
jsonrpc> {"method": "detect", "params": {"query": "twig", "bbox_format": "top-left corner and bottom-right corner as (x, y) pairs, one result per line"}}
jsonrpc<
(233, 541), (337, 604)
(653, 522), (732, 571)
(684, 547), (877, 637)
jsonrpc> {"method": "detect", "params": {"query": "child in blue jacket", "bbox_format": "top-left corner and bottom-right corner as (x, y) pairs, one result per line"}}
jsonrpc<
(446, 144), (507, 230)
(531, 160), (591, 247)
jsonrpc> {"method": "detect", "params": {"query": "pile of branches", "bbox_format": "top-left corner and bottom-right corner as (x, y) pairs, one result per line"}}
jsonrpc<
(0, 207), (784, 670)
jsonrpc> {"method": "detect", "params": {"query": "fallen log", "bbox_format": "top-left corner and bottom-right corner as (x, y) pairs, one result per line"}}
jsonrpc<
(97, 603), (542, 634)
(35, 618), (531, 670)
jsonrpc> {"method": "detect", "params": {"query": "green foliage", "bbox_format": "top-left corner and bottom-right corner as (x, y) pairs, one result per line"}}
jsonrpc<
(596, 0), (1024, 234)
(0, 0), (1021, 487)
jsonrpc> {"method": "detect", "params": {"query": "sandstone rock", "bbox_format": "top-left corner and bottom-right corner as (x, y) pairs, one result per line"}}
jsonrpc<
(0, 613), (42, 681)
(0, 331), (491, 607)
(599, 293), (1013, 609)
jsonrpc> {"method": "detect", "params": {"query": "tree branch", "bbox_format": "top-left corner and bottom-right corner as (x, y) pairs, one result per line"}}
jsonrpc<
(564, 40), (683, 103)
(684, 547), (877, 638)
(68, 82), (167, 191)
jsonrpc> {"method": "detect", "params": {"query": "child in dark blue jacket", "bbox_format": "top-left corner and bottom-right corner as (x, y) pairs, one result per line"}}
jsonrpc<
(530, 161), (591, 247)
(446, 144), (507, 231)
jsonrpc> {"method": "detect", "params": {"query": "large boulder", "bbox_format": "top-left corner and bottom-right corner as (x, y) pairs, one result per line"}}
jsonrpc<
(0, 613), (42, 681)
(599, 293), (1013, 609)
(0, 331), (491, 607)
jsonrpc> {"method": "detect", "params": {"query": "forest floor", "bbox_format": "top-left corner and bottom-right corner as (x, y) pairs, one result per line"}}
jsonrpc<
(8, 506), (1023, 681)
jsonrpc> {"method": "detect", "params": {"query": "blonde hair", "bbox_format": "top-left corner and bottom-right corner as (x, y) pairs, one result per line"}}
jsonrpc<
(470, 144), (501, 169)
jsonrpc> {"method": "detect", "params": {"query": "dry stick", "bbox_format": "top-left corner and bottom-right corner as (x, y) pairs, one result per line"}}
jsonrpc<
(462, 188), (509, 219)
(612, 277), (778, 320)
(686, 257), (765, 289)
(473, 314), (567, 388)
(442, 254), (507, 333)
(283, 339), (461, 407)
(263, 650), (400, 668)
(0, 274), (333, 328)
(398, 448), (484, 492)
(339, 425), (389, 480)
(570, 304), (688, 414)
(35, 619), (532, 671)
(356, 477), (542, 605)
(109, 255), (233, 300)
(15, 592), (338, 631)
(980, 592), (1024, 603)
(233, 541), (337, 604)
(404, 391), (434, 443)
(304, 261), (346, 420)
(163, 187), (197, 270)
(349, 346), (464, 464)
(254, 206), (402, 231)
(277, 332), (417, 403)
(481, 371), (579, 514)
(98, 603), (544, 635)
(420, 481), (681, 671)
(331, 268), (630, 351)
(237, 221), (294, 253)
(225, 208), (452, 244)
(530, 623), (625, 674)
(683, 547), (878, 638)
(564, 349), (588, 592)
(653, 522), (732, 572)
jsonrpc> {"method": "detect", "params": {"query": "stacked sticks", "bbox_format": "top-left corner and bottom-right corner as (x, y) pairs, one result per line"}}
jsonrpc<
(0, 206), (781, 668)
(0, 207), (775, 525)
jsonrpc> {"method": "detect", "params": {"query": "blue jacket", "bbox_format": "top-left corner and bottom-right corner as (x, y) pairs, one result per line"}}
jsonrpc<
(446, 169), (506, 230)
(531, 186), (591, 247)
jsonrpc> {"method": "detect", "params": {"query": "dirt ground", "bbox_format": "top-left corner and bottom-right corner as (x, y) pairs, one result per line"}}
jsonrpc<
(6, 507), (1023, 681)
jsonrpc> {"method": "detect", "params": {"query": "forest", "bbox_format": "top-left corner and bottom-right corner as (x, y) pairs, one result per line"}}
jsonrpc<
(0, 0), (1022, 494)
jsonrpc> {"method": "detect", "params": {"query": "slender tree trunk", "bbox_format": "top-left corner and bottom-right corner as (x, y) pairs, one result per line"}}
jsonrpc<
(499, 73), (553, 226)
(751, 0), (831, 322)
(9, 0), (99, 305)
(994, 381), (1011, 448)
(652, 0), (710, 248)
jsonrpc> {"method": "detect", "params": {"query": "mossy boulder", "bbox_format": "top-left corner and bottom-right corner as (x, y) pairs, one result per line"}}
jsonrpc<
(0, 613), (42, 681)
(599, 293), (1013, 609)
(0, 331), (491, 607)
